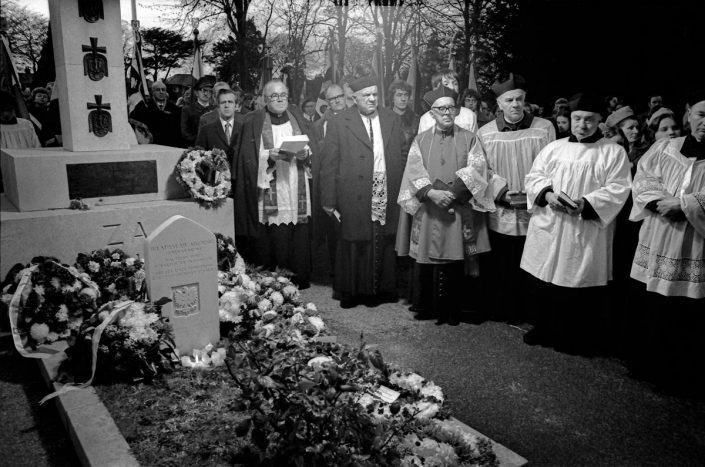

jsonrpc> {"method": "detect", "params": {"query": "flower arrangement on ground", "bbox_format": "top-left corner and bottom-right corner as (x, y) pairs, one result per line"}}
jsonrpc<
(62, 300), (177, 383)
(2, 257), (99, 348)
(175, 147), (231, 209)
(215, 233), (244, 273)
(74, 248), (146, 304)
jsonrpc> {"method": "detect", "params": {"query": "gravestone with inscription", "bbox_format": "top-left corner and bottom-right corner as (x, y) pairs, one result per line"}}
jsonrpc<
(144, 216), (219, 354)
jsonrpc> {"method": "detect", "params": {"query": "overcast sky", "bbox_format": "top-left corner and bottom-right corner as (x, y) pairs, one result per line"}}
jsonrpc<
(17, 0), (165, 28)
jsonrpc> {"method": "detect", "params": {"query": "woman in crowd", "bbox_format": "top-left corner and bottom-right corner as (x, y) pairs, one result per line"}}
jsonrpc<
(606, 106), (649, 169)
(460, 88), (481, 113)
(647, 107), (681, 141)
(553, 107), (571, 139)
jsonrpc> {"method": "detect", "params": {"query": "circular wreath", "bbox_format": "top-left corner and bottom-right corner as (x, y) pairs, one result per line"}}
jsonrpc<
(175, 147), (231, 209)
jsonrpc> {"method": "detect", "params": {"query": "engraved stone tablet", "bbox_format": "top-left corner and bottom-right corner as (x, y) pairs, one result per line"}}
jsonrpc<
(66, 161), (158, 199)
(144, 215), (219, 354)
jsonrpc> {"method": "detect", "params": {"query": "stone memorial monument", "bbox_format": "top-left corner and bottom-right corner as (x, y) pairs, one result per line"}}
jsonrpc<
(0, 0), (234, 277)
(144, 215), (219, 354)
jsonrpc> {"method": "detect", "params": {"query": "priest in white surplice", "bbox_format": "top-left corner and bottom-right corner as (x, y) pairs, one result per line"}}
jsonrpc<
(624, 91), (704, 393)
(520, 94), (631, 351)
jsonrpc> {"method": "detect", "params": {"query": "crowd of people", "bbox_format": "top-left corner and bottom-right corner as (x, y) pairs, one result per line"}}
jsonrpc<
(2, 67), (702, 397)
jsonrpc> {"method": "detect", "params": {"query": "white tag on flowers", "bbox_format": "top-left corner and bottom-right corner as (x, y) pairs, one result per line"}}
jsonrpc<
(373, 385), (400, 403)
(311, 335), (337, 343)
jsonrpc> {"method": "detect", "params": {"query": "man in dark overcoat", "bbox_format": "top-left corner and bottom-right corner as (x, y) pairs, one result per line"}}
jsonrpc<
(320, 75), (405, 308)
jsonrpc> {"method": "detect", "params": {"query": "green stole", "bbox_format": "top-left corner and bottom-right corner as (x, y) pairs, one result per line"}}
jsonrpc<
(261, 110), (309, 223)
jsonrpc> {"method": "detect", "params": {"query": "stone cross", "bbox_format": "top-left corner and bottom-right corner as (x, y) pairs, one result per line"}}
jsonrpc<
(82, 37), (108, 81)
(49, 0), (131, 151)
(87, 95), (112, 137)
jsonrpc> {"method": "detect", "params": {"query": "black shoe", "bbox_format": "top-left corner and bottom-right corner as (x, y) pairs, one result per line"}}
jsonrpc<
(340, 298), (357, 309)
(413, 311), (435, 320)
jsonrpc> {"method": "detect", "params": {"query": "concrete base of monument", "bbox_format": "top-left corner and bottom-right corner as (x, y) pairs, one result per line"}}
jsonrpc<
(35, 342), (526, 467)
(1, 144), (188, 212)
(0, 195), (234, 278)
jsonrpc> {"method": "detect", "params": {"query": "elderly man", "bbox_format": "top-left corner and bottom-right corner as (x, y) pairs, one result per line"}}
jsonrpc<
(195, 88), (242, 167)
(520, 94), (631, 352)
(181, 75), (215, 146)
(234, 80), (313, 288)
(626, 91), (704, 390)
(310, 83), (349, 277)
(320, 75), (405, 308)
(396, 86), (498, 325)
(418, 69), (477, 134)
(476, 73), (555, 324)
(130, 80), (183, 147)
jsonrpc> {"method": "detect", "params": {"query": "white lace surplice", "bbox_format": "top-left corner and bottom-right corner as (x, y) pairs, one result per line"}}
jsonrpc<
(629, 137), (705, 298)
(256, 121), (311, 225)
(520, 138), (632, 288)
(477, 117), (556, 236)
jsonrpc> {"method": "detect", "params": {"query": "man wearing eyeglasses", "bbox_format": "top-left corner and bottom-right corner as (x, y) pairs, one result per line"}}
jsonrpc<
(475, 73), (556, 325)
(181, 75), (216, 146)
(320, 74), (405, 309)
(396, 87), (499, 325)
(417, 69), (477, 134)
(309, 84), (349, 277)
(234, 80), (314, 289)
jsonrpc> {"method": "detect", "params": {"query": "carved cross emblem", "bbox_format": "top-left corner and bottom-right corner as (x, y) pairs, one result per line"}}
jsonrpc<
(82, 37), (108, 81)
(78, 0), (104, 23)
(87, 95), (112, 137)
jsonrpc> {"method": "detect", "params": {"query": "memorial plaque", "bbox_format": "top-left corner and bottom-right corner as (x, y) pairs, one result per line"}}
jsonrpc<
(67, 161), (158, 199)
(144, 215), (219, 354)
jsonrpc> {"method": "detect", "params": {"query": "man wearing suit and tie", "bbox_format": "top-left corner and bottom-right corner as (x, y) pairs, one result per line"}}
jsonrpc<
(195, 88), (242, 168)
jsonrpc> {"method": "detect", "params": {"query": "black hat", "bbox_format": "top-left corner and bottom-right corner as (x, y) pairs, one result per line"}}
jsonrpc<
(423, 86), (458, 107)
(569, 93), (603, 114)
(686, 89), (705, 107)
(491, 73), (527, 96)
(194, 75), (216, 90)
(349, 75), (377, 93)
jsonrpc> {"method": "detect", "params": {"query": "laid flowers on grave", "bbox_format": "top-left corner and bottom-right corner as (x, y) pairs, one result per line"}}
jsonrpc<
(74, 248), (146, 304)
(3, 257), (99, 349)
(217, 320), (498, 466)
(175, 147), (231, 209)
(61, 300), (177, 384)
(215, 233), (245, 273)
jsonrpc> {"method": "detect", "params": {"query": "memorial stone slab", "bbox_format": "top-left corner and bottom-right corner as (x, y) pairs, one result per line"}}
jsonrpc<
(144, 216), (219, 354)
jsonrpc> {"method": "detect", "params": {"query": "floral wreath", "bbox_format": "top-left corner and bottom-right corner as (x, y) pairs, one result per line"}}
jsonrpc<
(175, 147), (231, 209)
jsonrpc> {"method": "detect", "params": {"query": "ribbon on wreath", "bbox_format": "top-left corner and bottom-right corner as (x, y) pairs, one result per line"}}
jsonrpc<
(40, 300), (135, 404)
